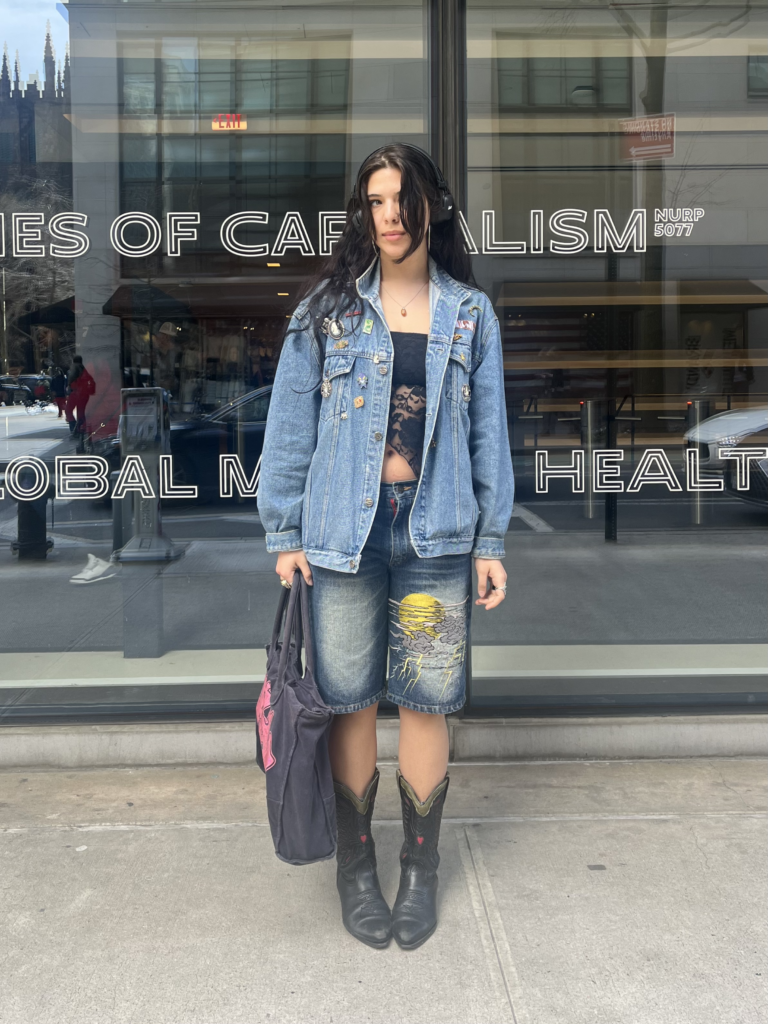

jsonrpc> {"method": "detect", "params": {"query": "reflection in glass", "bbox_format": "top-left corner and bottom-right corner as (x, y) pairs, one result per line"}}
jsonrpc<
(467, 1), (768, 710)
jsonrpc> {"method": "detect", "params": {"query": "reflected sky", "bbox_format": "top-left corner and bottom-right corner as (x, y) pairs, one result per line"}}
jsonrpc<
(0, 0), (69, 88)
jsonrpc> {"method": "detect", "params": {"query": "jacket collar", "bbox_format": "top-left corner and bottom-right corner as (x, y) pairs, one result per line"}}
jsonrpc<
(355, 256), (470, 307)
(356, 256), (471, 343)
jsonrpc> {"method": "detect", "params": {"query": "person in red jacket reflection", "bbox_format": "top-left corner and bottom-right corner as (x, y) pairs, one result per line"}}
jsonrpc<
(65, 355), (97, 439)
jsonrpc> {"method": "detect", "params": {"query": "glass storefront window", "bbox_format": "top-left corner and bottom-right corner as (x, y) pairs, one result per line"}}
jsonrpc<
(0, 0), (430, 718)
(0, 0), (765, 719)
(466, 1), (768, 710)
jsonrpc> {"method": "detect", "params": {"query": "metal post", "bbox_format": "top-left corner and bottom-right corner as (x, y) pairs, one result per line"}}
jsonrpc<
(13, 467), (53, 560)
(110, 470), (132, 555)
(581, 399), (602, 519)
(688, 399), (710, 525)
(604, 398), (618, 541)
(604, 252), (619, 539)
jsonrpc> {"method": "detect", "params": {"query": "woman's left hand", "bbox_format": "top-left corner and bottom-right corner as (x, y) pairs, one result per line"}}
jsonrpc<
(474, 558), (507, 611)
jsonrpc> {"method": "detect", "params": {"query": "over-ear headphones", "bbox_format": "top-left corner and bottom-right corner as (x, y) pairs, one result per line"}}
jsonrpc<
(350, 144), (455, 232)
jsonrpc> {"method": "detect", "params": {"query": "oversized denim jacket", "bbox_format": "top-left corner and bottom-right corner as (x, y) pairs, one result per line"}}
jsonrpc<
(257, 257), (514, 573)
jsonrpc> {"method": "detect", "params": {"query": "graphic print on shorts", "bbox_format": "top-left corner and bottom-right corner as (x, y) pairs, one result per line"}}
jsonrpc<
(256, 677), (276, 770)
(389, 593), (468, 697)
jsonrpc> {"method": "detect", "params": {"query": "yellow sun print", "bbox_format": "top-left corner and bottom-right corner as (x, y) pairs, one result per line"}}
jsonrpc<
(397, 593), (446, 640)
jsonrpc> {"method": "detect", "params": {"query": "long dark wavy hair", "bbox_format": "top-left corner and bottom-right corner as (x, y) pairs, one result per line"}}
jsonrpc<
(290, 144), (475, 369)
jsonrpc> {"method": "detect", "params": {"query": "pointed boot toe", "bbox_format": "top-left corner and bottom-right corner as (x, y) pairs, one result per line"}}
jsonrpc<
(340, 891), (392, 949)
(391, 901), (436, 949)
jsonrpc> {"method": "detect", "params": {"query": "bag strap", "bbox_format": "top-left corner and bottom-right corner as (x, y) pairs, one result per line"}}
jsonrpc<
(270, 582), (291, 649)
(272, 571), (317, 685)
(275, 578), (301, 686)
(284, 571), (317, 680)
(297, 572), (317, 678)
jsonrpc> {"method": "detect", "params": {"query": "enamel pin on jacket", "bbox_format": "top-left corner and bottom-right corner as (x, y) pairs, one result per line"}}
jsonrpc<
(257, 258), (515, 573)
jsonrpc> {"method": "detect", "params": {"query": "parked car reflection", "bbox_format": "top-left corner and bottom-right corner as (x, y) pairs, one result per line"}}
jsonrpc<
(88, 385), (272, 502)
(169, 386), (273, 501)
(685, 405), (768, 506)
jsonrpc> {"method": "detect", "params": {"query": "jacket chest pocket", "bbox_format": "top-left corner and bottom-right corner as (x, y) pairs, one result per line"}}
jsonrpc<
(320, 355), (354, 421)
(445, 341), (472, 403)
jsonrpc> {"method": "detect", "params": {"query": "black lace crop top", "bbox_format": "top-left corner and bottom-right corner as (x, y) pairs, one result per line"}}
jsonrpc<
(387, 332), (428, 478)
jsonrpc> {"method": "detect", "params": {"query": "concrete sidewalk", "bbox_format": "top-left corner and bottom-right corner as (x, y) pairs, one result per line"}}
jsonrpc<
(1, 758), (765, 1024)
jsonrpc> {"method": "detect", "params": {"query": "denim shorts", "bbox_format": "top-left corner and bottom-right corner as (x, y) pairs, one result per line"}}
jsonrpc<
(309, 482), (472, 715)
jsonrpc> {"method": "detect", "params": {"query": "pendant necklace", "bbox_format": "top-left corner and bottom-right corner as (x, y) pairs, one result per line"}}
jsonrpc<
(381, 279), (428, 317)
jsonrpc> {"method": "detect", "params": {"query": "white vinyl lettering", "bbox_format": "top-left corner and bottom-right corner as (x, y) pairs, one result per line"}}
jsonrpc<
(109, 212), (162, 257)
(220, 211), (269, 257)
(593, 450), (625, 492)
(627, 448), (681, 492)
(685, 449), (724, 492)
(530, 210), (544, 254)
(219, 454), (261, 498)
(482, 211), (526, 255)
(166, 212), (200, 257)
(594, 209), (646, 253)
(549, 209), (589, 254)
(0, 212), (4, 257)
(718, 447), (768, 490)
(318, 212), (347, 256)
(458, 211), (479, 255)
(159, 455), (198, 498)
(12, 213), (46, 257)
(55, 456), (110, 499)
(535, 450), (585, 493)
(48, 213), (90, 258)
(271, 212), (315, 256)
(4, 456), (50, 500)
(112, 456), (156, 499)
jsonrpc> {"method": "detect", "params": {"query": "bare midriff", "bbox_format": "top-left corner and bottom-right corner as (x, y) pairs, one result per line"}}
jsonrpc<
(380, 443), (418, 483)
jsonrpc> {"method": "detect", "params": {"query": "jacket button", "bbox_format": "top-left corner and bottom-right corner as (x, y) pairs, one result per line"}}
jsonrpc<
(374, 432), (383, 441)
(349, 560), (355, 568)
(379, 365), (388, 375)
(364, 497), (374, 508)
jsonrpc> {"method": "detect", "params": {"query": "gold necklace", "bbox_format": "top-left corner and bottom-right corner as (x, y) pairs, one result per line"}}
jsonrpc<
(381, 279), (428, 317)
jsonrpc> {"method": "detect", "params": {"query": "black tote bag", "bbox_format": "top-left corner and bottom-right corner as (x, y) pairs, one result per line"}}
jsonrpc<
(255, 571), (337, 865)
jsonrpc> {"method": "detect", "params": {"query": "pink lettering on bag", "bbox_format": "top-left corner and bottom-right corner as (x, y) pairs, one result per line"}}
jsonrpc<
(256, 677), (276, 770)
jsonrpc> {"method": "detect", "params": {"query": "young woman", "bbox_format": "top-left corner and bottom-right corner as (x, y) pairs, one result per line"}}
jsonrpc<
(258, 144), (514, 950)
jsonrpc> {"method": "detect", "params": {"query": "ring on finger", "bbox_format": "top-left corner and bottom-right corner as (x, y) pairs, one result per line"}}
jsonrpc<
(493, 583), (507, 593)
(280, 578), (292, 589)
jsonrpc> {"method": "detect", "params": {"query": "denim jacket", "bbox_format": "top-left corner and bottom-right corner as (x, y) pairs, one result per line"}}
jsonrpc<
(257, 257), (514, 573)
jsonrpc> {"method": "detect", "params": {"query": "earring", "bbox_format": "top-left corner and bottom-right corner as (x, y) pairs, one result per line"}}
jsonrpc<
(428, 225), (432, 250)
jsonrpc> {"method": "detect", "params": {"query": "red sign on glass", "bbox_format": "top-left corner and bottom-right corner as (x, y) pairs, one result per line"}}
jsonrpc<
(619, 114), (675, 161)
(212, 113), (247, 131)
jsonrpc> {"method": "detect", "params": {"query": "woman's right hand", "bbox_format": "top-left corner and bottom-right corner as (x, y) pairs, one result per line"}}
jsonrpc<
(275, 550), (313, 587)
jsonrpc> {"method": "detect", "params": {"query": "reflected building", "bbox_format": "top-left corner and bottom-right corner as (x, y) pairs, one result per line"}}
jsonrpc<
(0, 0), (766, 720)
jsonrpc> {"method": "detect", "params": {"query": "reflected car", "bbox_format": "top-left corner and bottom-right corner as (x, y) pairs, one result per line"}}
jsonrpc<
(168, 386), (273, 501)
(87, 386), (273, 501)
(685, 405), (768, 506)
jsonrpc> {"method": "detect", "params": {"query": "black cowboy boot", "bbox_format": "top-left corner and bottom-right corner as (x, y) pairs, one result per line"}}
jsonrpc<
(391, 770), (450, 950)
(334, 768), (391, 949)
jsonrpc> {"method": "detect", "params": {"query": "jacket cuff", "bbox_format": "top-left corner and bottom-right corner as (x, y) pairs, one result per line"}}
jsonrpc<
(265, 530), (303, 553)
(471, 539), (506, 560)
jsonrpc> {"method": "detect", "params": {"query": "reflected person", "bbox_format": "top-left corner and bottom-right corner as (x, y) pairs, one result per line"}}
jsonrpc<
(258, 144), (514, 950)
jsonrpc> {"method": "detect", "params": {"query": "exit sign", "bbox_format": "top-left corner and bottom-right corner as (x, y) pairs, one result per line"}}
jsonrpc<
(212, 114), (247, 131)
